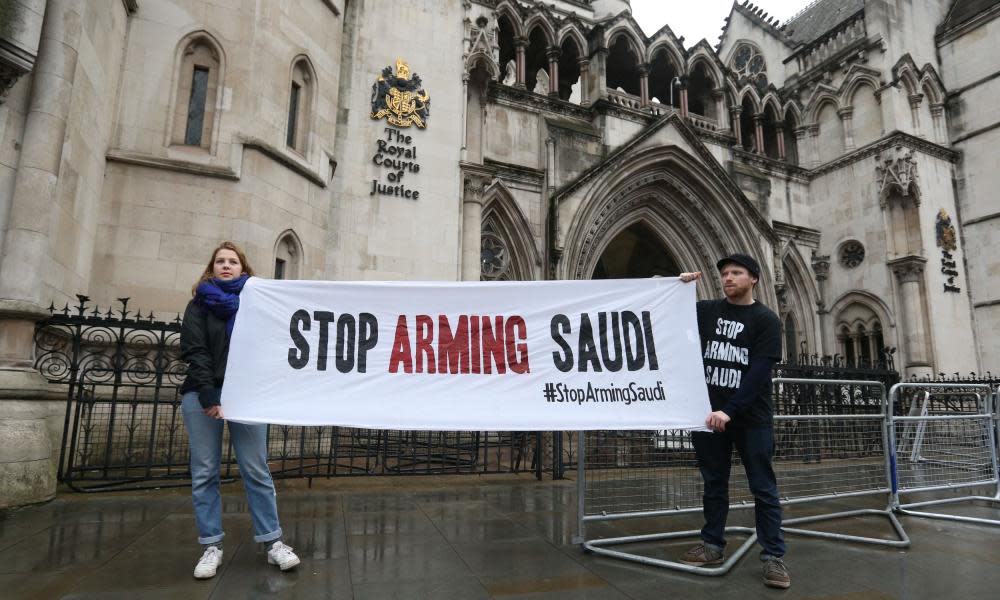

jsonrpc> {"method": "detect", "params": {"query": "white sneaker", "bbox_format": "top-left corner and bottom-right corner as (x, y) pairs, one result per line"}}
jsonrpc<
(193, 546), (223, 579)
(267, 541), (300, 571)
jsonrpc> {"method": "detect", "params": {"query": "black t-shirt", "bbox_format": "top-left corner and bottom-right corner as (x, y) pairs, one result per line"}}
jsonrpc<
(696, 299), (782, 426)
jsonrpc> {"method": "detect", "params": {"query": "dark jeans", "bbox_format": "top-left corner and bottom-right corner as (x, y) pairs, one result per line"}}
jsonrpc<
(692, 425), (785, 559)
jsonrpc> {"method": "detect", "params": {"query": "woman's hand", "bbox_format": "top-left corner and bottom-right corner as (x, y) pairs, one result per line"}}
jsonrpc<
(203, 405), (225, 419)
(679, 272), (702, 283)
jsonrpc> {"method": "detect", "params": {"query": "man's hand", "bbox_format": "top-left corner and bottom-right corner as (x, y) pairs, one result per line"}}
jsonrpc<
(204, 406), (224, 419)
(706, 410), (731, 432)
(679, 272), (702, 283)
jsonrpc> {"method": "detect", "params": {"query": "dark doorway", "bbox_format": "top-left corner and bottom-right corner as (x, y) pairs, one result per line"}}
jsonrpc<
(592, 222), (681, 279)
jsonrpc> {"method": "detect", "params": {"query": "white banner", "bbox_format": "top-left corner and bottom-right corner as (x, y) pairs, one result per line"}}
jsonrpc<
(221, 278), (710, 430)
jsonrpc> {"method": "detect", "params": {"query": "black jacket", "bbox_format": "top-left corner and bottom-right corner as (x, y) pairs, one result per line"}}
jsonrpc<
(180, 300), (231, 408)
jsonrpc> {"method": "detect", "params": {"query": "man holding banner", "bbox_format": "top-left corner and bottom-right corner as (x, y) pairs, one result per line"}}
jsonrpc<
(678, 254), (790, 590)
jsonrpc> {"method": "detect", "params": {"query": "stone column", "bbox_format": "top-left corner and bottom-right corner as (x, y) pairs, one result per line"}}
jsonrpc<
(776, 125), (787, 160)
(1, 0), (82, 509)
(514, 37), (527, 89)
(730, 106), (743, 147)
(547, 47), (560, 97)
(593, 47), (608, 101)
(908, 93), (922, 133)
(577, 58), (590, 105)
(838, 106), (855, 151)
(461, 174), (489, 281)
(930, 103), (946, 144)
(712, 88), (726, 128)
(638, 63), (649, 107)
(753, 113), (765, 154)
(679, 85), (689, 116)
(806, 124), (820, 167)
(889, 256), (933, 378)
(794, 127), (808, 166)
(811, 254), (832, 356)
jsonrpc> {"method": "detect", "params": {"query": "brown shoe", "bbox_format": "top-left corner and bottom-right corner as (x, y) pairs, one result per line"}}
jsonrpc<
(763, 558), (791, 589)
(679, 543), (724, 567)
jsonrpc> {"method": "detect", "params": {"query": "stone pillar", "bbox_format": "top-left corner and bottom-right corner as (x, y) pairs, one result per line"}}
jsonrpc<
(806, 125), (820, 167)
(593, 47), (608, 101)
(712, 88), (727, 129)
(776, 125), (787, 160)
(794, 127), (808, 166)
(638, 63), (649, 107)
(730, 106), (743, 147)
(908, 93), (923, 133)
(838, 106), (855, 151)
(577, 58), (590, 105)
(753, 113), (765, 154)
(461, 174), (489, 281)
(1, 0), (82, 509)
(811, 254), (832, 356)
(889, 256), (933, 378)
(547, 47), (560, 97)
(679, 86), (689, 116)
(930, 103), (946, 144)
(514, 37), (527, 89)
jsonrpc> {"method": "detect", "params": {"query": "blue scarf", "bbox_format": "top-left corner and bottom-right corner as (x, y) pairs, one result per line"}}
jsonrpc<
(195, 274), (250, 337)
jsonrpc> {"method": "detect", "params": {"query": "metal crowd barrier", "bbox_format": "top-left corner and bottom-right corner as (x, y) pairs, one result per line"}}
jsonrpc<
(889, 383), (1000, 526)
(576, 378), (908, 577)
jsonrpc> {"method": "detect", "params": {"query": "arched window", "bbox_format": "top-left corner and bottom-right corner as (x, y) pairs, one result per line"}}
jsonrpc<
(171, 35), (223, 149)
(762, 103), (781, 159)
(524, 27), (550, 94)
(783, 110), (800, 166)
(648, 49), (680, 107)
(606, 34), (640, 96)
(274, 231), (303, 280)
(739, 96), (756, 152)
(497, 15), (517, 84)
(287, 57), (314, 155)
(558, 37), (583, 102)
(836, 302), (886, 367)
(730, 43), (767, 92)
(687, 61), (717, 120)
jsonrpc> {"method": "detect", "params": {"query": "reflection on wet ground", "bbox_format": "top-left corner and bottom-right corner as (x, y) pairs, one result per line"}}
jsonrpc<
(1, 478), (998, 599)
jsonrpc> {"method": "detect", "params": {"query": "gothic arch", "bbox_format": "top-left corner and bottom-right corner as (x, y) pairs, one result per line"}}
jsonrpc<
(604, 24), (645, 59)
(839, 71), (882, 107)
(286, 54), (318, 156)
(761, 93), (783, 119)
(736, 84), (762, 114)
(645, 39), (684, 71)
(522, 14), (556, 47)
(557, 24), (588, 57)
(829, 290), (896, 330)
(778, 242), (820, 356)
(804, 89), (841, 124)
(559, 145), (775, 306)
(494, 1), (524, 37)
(273, 229), (304, 280)
(482, 182), (539, 281)
(686, 51), (724, 87)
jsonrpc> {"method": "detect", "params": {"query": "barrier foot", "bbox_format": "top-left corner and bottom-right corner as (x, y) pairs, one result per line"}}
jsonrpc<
(897, 496), (1000, 527)
(582, 526), (757, 576)
(781, 508), (910, 548)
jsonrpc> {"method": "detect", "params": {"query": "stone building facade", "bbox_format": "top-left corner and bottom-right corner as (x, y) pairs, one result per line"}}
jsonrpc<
(0, 0), (997, 506)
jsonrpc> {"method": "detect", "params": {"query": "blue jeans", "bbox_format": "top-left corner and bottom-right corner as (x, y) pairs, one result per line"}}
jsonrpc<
(692, 426), (785, 560)
(182, 391), (282, 544)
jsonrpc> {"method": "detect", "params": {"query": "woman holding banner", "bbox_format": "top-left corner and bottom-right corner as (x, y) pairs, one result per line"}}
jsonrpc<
(179, 241), (300, 579)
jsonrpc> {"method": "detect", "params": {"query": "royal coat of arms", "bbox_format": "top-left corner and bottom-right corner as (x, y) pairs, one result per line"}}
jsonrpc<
(370, 59), (430, 129)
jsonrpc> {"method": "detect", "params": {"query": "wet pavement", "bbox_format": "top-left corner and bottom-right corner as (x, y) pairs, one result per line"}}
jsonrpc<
(1, 476), (998, 599)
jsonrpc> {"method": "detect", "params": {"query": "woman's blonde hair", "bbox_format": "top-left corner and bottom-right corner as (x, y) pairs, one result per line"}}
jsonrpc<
(191, 241), (255, 296)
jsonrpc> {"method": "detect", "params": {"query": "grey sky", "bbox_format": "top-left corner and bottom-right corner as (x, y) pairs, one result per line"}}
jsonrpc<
(630, 0), (810, 47)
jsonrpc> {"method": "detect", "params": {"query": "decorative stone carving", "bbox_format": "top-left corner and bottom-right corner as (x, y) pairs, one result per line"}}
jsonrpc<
(502, 59), (516, 86)
(480, 230), (510, 280)
(876, 145), (919, 204)
(888, 255), (926, 284)
(838, 240), (865, 268)
(533, 69), (550, 95)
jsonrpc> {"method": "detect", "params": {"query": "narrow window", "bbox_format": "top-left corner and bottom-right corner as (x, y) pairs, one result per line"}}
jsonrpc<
(184, 66), (210, 146)
(287, 81), (301, 148)
(274, 257), (286, 280)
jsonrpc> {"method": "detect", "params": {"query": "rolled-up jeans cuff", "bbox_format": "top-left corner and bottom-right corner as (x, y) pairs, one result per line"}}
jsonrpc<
(704, 541), (724, 553)
(198, 532), (225, 545)
(254, 528), (282, 544)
